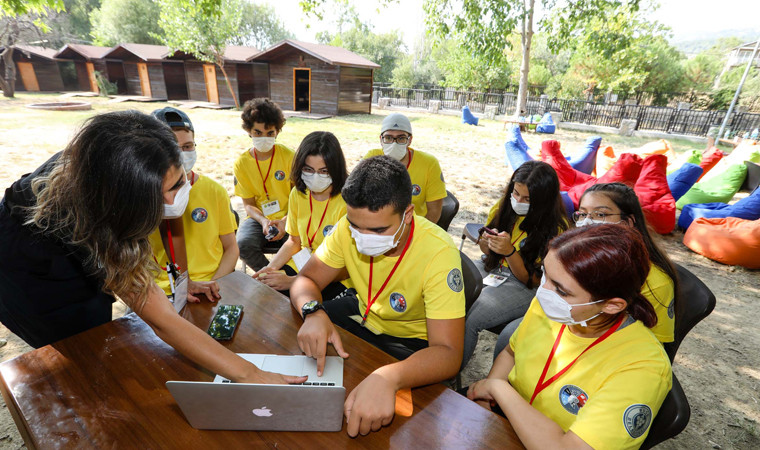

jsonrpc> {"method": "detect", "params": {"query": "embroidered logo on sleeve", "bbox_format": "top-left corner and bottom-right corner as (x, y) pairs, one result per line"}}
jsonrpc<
(389, 292), (407, 313)
(667, 300), (675, 319)
(274, 170), (286, 181)
(323, 224), (334, 236)
(623, 404), (652, 438)
(411, 184), (421, 196)
(447, 268), (464, 292)
(559, 385), (588, 415)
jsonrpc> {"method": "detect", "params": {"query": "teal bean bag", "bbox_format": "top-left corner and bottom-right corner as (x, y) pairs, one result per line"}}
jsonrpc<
(676, 163), (748, 209)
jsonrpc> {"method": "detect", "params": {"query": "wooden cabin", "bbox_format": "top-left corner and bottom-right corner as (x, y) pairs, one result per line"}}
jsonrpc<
(168, 45), (264, 105)
(0, 45), (65, 92)
(54, 44), (112, 93)
(249, 40), (380, 115)
(101, 43), (172, 98)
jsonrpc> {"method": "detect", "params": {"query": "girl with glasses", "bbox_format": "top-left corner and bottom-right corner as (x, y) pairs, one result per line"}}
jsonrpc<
(254, 131), (351, 300)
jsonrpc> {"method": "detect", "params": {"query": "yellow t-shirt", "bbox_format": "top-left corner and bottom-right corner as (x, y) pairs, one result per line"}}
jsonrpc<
(315, 215), (465, 339)
(485, 202), (529, 270)
(642, 264), (675, 343)
(509, 299), (672, 449)
(150, 175), (237, 294)
(284, 187), (347, 274)
(363, 148), (447, 218)
(233, 143), (294, 220)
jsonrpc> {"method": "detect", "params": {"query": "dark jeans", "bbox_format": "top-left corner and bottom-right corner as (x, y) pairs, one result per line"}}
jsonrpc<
(276, 265), (348, 301)
(236, 218), (287, 271)
(323, 290), (428, 360)
(0, 200), (114, 348)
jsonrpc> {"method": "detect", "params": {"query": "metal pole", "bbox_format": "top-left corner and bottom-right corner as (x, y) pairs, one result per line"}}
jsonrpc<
(716, 38), (760, 141)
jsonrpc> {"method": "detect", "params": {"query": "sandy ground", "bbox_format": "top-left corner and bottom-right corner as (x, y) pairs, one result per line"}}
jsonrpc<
(0, 95), (758, 449)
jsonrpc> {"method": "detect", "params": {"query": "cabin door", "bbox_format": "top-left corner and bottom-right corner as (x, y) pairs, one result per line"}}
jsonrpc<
(203, 64), (219, 103)
(293, 68), (311, 112)
(86, 62), (99, 93)
(17, 62), (39, 91)
(137, 63), (152, 97)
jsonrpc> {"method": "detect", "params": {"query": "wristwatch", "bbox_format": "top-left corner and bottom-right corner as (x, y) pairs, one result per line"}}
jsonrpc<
(301, 300), (325, 319)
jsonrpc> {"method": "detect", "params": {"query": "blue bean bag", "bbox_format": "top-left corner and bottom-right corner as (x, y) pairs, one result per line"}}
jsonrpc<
(507, 124), (530, 152)
(505, 139), (533, 172)
(678, 186), (760, 229)
(567, 136), (602, 174)
(560, 191), (574, 219)
(667, 163), (703, 202)
(462, 106), (479, 126)
(536, 112), (556, 134)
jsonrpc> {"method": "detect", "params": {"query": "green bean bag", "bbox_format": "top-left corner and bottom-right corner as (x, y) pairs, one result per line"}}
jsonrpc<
(676, 163), (748, 209)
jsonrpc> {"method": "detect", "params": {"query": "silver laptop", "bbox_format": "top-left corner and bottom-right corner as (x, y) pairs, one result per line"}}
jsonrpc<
(166, 354), (345, 432)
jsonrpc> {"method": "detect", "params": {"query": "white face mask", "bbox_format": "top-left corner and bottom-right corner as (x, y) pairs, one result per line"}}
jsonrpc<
(349, 214), (407, 257)
(302, 172), (332, 193)
(164, 177), (191, 219)
(252, 136), (275, 152)
(181, 150), (197, 172)
(575, 216), (606, 227)
(536, 275), (605, 327)
(381, 142), (408, 161)
(511, 195), (530, 216)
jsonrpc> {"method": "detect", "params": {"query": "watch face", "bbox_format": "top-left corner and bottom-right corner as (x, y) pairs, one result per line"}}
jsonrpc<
(303, 300), (318, 313)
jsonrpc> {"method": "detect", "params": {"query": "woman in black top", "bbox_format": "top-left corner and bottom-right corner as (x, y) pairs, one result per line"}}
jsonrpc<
(0, 111), (303, 384)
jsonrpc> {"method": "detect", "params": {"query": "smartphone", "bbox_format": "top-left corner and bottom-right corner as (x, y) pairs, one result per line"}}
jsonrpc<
(207, 304), (244, 340)
(478, 226), (498, 236)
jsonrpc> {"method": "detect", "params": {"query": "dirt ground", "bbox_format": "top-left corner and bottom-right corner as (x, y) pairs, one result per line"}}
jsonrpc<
(0, 95), (758, 449)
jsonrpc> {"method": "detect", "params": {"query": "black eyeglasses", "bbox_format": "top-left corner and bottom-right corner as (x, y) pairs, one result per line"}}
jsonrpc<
(572, 211), (622, 222)
(381, 135), (410, 145)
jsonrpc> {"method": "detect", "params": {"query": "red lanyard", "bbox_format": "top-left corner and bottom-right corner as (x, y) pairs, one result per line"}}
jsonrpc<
(405, 148), (413, 169)
(306, 193), (330, 249)
(362, 218), (415, 325)
(254, 146), (276, 200)
(530, 315), (625, 405)
(165, 220), (180, 271)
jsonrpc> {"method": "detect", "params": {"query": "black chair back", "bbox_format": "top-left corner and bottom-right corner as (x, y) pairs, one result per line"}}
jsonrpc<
(437, 190), (460, 232)
(640, 373), (691, 449)
(459, 251), (483, 311)
(663, 264), (716, 361)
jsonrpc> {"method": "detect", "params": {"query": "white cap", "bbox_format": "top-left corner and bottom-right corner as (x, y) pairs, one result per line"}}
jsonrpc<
(380, 113), (412, 135)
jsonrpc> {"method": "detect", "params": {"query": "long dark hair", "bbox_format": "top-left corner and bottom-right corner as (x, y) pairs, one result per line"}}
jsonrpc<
(485, 160), (568, 284)
(580, 183), (679, 310)
(28, 110), (181, 310)
(549, 224), (657, 328)
(291, 131), (349, 196)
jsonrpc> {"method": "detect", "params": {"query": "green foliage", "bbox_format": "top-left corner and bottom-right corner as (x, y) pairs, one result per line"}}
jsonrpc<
(229, 2), (293, 49)
(682, 54), (721, 92)
(90, 0), (163, 46)
(390, 36), (443, 88)
(433, 39), (512, 90)
(0, 0), (63, 16)
(94, 70), (117, 96)
(157, 0), (242, 64)
(322, 26), (405, 83)
(718, 65), (760, 109)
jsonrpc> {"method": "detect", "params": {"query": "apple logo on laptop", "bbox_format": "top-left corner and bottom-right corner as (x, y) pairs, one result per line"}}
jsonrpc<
(252, 406), (273, 417)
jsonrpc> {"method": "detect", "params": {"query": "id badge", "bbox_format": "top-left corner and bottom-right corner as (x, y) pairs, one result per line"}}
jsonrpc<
(173, 271), (189, 313)
(292, 247), (312, 271)
(483, 273), (509, 287)
(261, 199), (281, 217)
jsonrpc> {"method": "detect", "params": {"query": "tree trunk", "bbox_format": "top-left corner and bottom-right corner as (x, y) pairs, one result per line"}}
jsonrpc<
(1, 46), (17, 98)
(216, 56), (240, 108)
(514, 0), (535, 117)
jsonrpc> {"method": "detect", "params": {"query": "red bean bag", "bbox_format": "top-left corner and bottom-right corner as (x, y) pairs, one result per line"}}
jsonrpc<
(539, 140), (595, 192)
(683, 217), (760, 269)
(634, 155), (676, 234)
(567, 153), (644, 208)
(697, 147), (723, 181)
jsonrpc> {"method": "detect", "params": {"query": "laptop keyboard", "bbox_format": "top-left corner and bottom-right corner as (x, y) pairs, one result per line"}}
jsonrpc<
(220, 380), (335, 386)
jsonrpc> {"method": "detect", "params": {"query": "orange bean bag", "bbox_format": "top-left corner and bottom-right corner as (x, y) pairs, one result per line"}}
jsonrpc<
(683, 217), (760, 269)
(595, 145), (618, 177)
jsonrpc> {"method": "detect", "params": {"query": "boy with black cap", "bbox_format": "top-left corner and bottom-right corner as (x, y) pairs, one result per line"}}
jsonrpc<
(149, 107), (239, 301)
(363, 112), (447, 223)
